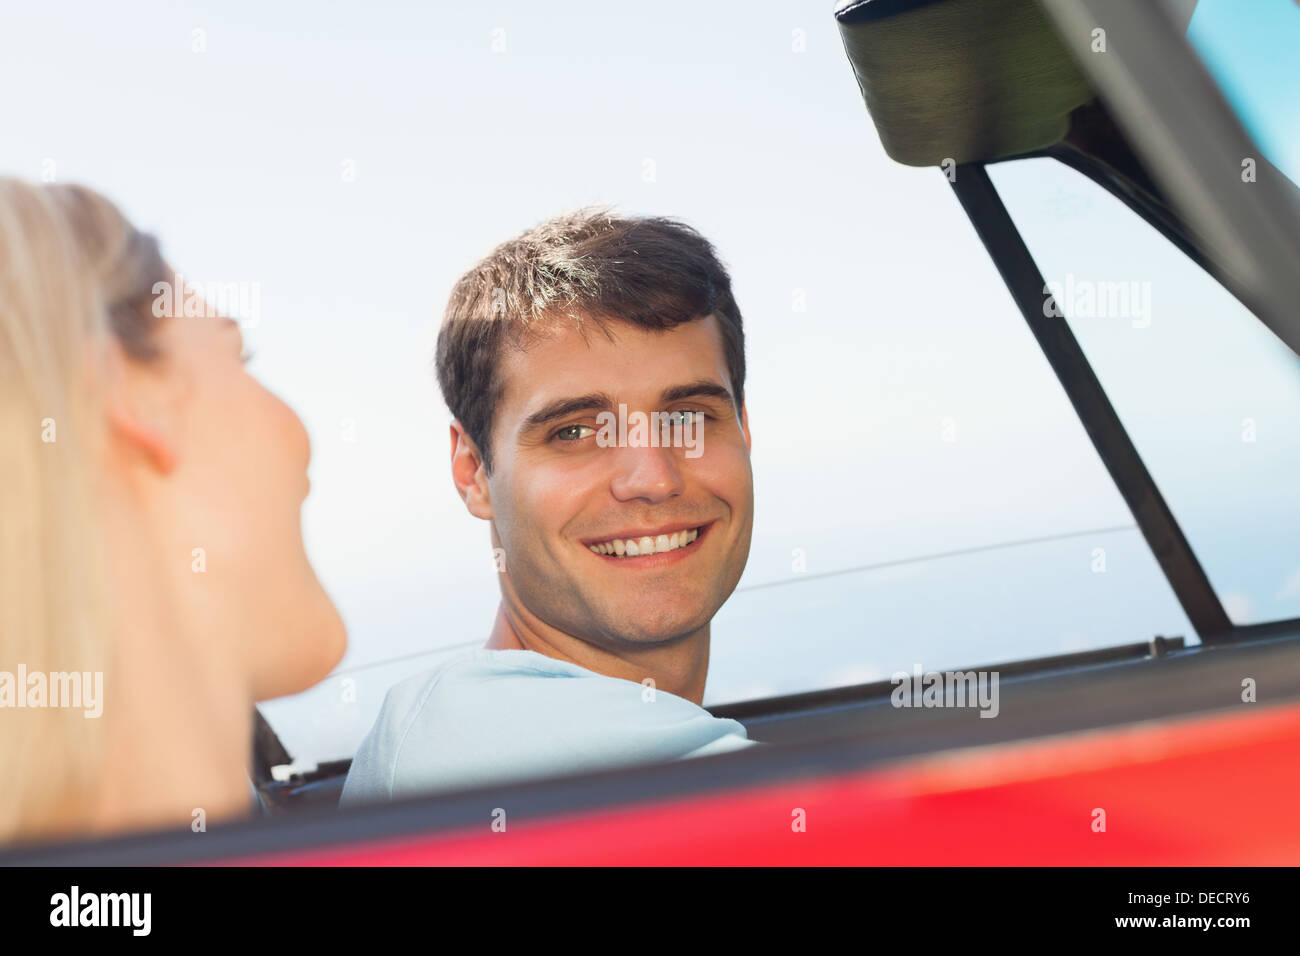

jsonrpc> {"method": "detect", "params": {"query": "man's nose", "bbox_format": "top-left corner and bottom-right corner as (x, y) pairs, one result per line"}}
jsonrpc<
(608, 443), (687, 504)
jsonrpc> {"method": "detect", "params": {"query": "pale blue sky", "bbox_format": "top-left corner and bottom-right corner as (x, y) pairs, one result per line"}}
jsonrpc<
(4, 1), (1291, 764)
(1188, 0), (1300, 188)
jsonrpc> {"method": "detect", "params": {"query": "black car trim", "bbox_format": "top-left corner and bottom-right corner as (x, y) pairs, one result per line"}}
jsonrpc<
(5, 625), (1298, 866)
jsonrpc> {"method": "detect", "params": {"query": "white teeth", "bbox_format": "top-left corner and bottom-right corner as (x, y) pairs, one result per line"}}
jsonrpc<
(589, 526), (702, 558)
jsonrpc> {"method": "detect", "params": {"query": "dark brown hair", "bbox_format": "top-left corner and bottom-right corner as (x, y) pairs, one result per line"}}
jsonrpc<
(435, 207), (746, 473)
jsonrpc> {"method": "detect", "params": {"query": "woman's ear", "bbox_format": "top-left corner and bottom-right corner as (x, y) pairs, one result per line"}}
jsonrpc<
(449, 420), (492, 520)
(101, 342), (178, 474)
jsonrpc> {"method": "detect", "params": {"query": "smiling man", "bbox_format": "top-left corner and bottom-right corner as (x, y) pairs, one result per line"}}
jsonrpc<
(340, 209), (759, 804)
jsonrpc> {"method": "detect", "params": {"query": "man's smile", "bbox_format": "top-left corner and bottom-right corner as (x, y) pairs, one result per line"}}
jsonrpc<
(581, 519), (716, 564)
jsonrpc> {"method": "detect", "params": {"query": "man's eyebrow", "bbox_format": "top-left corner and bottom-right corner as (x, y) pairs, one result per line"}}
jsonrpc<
(519, 381), (737, 434)
(520, 392), (617, 432)
(659, 380), (735, 406)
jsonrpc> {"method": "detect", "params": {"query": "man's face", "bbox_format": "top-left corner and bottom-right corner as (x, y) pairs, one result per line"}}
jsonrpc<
(484, 315), (754, 649)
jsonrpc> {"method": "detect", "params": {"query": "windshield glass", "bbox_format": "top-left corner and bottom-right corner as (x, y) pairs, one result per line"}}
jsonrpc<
(989, 157), (1300, 628)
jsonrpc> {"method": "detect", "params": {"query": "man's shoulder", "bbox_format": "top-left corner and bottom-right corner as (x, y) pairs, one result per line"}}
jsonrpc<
(366, 648), (719, 753)
(339, 648), (602, 804)
(351, 650), (545, 760)
(370, 648), (601, 727)
(339, 648), (755, 806)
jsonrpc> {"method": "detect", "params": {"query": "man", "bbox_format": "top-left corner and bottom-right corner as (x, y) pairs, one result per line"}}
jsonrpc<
(340, 208), (758, 805)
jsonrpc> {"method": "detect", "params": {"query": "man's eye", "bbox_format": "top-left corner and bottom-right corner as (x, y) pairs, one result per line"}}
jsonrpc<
(670, 410), (707, 424)
(554, 424), (596, 441)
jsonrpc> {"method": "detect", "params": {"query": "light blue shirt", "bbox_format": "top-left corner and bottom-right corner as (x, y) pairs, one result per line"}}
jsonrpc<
(339, 648), (757, 805)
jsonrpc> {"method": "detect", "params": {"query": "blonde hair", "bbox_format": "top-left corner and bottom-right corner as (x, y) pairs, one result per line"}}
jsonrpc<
(0, 179), (166, 841)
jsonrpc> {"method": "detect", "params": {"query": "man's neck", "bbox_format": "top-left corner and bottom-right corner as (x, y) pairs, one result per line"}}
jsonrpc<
(484, 603), (712, 706)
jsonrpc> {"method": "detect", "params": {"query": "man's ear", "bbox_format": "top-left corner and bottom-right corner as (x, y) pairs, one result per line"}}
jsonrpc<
(739, 402), (752, 452)
(102, 343), (177, 474)
(449, 420), (492, 520)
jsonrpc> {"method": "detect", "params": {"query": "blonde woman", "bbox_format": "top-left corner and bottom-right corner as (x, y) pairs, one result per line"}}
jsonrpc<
(0, 179), (346, 844)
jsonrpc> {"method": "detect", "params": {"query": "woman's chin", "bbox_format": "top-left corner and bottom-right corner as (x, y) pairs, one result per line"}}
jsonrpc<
(252, 595), (347, 701)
